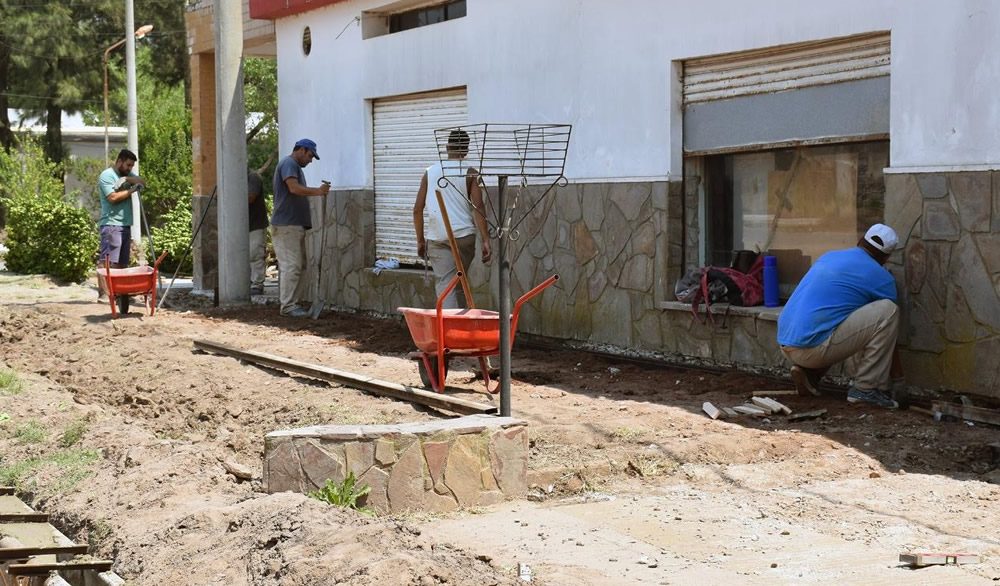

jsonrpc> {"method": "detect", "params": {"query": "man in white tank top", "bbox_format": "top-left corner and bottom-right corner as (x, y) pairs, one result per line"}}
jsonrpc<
(413, 130), (491, 308)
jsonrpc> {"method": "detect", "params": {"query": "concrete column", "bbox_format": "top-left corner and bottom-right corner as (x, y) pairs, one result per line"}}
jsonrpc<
(125, 0), (141, 245)
(213, 0), (249, 304)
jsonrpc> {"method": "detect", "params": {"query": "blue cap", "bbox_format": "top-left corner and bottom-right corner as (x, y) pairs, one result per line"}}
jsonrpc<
(294, 138), (320, 160)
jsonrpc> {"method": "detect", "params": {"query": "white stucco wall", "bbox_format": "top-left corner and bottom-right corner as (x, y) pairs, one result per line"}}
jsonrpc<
(274, 0), (1000, 188)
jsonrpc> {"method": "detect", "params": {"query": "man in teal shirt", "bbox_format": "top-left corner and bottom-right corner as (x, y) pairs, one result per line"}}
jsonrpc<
(777, 224), (901, 409)
(97, 149), (146, 294)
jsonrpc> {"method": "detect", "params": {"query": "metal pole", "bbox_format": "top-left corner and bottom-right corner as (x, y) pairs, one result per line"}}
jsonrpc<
(103, 47), (113, 168)
(497, 175), (511, 417)
(125, 0), (141, 245)
(214, 0), (249, 304)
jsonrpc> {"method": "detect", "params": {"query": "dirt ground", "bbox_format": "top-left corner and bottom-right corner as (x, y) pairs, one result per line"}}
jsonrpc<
(1, 272), (999, 585)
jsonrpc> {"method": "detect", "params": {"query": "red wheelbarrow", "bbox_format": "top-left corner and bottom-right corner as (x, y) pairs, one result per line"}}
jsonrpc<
(398, 273), (558, 393)
(96, 252), (168, 318)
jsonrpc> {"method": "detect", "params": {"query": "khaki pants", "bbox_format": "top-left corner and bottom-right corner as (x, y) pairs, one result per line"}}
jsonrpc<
(272, 225), (310, 314)
(249, 228), (267, 289)
(781, 299), (899, 392)
(428, 235), (476, 309)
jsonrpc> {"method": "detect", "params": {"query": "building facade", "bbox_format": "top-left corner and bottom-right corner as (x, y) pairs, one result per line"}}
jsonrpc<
(212, 0), (1000, 397)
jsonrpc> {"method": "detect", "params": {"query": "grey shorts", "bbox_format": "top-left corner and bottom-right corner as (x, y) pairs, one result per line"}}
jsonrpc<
(99, 225), (131, 268)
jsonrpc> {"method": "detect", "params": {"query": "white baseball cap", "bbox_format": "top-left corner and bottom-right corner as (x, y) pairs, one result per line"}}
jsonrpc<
(864, 223), (898, 254)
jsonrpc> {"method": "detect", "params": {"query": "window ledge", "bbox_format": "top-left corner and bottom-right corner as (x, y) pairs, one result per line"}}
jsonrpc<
(657, 300), (783, 322)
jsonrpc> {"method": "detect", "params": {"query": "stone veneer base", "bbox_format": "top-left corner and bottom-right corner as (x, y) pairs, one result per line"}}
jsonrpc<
(264, 415), (528, 514)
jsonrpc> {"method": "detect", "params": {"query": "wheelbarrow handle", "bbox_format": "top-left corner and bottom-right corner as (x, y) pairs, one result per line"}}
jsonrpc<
(153, 251), (169, 270)
(511, 274), (559, 338)
(435, 273), (463, 390)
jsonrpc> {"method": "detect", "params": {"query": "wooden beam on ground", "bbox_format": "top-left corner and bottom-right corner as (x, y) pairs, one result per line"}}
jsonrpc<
(932, 402), (1000, 427)
(0, 487), (13, 496)
(0, 544), (89, 560)
(0, 513), (48, 523)
(751, 390), (797, 397)
(788, 408), (827, 421)
(194, 340), (497, 416)
(8, 560), (114, 575)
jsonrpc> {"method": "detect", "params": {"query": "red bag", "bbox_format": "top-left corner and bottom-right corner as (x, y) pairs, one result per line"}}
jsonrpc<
(690, 255), (764, 325)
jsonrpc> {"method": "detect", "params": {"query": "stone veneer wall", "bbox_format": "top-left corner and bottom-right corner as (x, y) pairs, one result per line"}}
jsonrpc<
(886, 171), (1000, 397)
(263, 415), (528, 513)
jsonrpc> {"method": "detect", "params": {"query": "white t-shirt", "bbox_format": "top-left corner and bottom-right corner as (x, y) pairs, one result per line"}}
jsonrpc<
(425, 159), (476, 242)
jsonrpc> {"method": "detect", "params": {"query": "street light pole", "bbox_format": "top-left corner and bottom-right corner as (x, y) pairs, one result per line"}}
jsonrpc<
(103, 24), (152, 168)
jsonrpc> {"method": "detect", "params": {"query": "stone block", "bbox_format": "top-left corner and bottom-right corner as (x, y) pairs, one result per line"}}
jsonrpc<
(555, 184), (583, 223)
(632, 311), (662, 350)
(387, 441), (427, 512)
(951, 172), (992, 232)
(632, 222), (656, 257)
(358, 466), (390, 513)
(951, 234), (1000, 330)
(730, 321), (765, 364)
(297, 440), (346, 491)
(264, 438), (302, 494)
(975, 233), (1000, 276)
(489, 427), (528, 497)
(916, 174), (948, 199)
(375, 438), (396, 466)
(481, 466), (499, 492)
(423, 490), (459, 513)
(592, 287), (632, 346)
(905, 302), (945, 353)
(602, 204), (631, 261)
(610, 182), (650, 222)
(582, 183), (607, 231)
(993, 171), (1000, 232)
(443, 435), (484, 506)
(922, 200), (960, 241)
(972, 338), (1000, 396)
(477, 490), (505, 507)
(574, 222), (598, 265)
(904, 239), (927, 294)
(344, 441), (375, 479)
(423, 440), (451, 493)
(924, 243), (953, 306)
(884, 173), (922, 248)
(944, 285), (977, 343)
(619, 255), (652, 292)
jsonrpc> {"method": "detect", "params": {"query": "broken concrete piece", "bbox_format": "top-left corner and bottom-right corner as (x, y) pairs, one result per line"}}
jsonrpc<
(899, 552), (979, 566)
(750, 397), (779, 414)
(722, 407), (739, 418)
(222, 459), (253, 481)
(702, 402), (724, 420)
(733, 405), (768, 416)
(788, 409), (827, 421)
(754, 396), (791, 415)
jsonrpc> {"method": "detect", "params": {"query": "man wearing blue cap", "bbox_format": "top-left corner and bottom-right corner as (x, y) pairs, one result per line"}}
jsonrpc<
(271, 138), (330, 317)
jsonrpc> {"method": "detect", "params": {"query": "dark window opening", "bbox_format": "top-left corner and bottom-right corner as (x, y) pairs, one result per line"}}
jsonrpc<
(390, 0), (466, 33)
(702, 140), (889, 297)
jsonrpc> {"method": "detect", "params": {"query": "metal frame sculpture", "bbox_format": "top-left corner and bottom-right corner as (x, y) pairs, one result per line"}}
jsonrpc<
(433, 123), (572, 416)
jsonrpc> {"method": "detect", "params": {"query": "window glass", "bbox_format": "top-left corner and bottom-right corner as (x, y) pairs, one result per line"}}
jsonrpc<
(388, 1), (466, 34)
(703, 141), (888, 295)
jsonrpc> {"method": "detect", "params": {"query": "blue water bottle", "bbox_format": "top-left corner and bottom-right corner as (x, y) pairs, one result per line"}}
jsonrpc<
(763, 255), (779, 307)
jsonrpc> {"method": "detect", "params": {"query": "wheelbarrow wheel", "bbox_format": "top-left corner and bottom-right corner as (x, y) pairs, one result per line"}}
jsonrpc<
(418, 356), (449, 389)
(116, 294), (130, 315)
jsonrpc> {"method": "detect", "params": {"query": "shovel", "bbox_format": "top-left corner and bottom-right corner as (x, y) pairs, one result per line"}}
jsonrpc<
(310, 182), (331, 319)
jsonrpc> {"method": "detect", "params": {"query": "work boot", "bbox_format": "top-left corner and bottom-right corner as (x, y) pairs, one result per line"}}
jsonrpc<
(847, 386), (899, 409)
(790, 365), (824, 396)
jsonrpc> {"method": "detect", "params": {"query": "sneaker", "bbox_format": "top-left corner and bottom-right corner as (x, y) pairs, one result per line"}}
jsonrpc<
(250, 286), (264, 295)
(282, 307), (310, 318)
(847, 386), (899, 409)
(790, 365), (823, 396)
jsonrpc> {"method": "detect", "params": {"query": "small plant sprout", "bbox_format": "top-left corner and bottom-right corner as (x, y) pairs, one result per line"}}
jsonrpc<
(308, 472), (375, 516)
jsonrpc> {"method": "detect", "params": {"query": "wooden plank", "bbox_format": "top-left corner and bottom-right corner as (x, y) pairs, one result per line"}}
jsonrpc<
(194, 340), (497, 416)
(8, 560), (114, 575)
(702, 402), (725, 420)
(0, 513), (48, 523)
(751, 397), (779, 414)
(899, 552), (980, 566)
(932, 402), (1000, 427)
(788, 408), (827, 421)
(733, 405), (768, 416)
(0, 487), (13, 496)
(0, 544), (89, 560)
(751, 390), (797, 397)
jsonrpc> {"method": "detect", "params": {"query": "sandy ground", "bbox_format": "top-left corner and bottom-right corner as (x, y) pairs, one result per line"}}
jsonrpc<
(0, 271), (998, 585)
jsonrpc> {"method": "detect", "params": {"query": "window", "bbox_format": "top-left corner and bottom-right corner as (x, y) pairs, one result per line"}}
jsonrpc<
(701, 141), (889, 296)
(389, 0), (465, 33)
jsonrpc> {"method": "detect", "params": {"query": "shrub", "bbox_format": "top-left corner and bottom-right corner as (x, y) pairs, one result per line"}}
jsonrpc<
(0, 138), (99, 283)
(308, 472), (375, 516)
(148, 196), (193, 274)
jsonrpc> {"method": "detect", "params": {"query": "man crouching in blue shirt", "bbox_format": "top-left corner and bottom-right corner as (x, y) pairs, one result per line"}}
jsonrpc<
(777, 224), (901, 409)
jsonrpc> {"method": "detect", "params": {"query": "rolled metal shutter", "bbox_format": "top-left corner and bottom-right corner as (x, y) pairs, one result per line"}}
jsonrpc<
(373, 88), (468, 264)
(683, 32), (890, 105)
